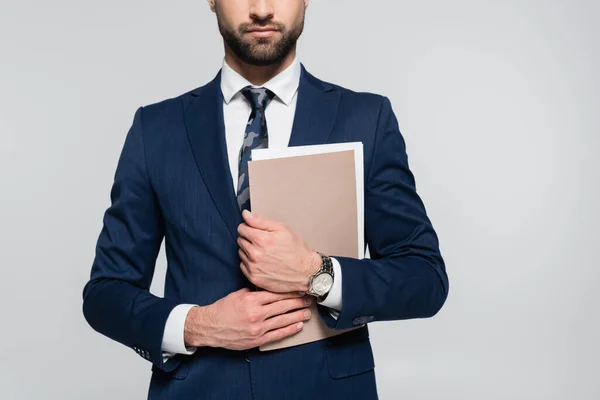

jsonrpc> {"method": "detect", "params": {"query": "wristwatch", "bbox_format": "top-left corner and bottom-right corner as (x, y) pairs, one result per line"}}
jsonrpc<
(307, 252), (334, 301)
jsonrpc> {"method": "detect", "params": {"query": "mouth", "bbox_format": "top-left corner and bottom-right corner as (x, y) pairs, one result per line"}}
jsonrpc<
(246, 27), (279, 38)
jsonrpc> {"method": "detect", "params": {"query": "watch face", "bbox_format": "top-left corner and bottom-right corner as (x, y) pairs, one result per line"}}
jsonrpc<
(313, 273), (334, 296)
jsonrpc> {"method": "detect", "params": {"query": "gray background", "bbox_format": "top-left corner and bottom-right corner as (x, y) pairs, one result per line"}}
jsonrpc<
(1, 0), (598, 399)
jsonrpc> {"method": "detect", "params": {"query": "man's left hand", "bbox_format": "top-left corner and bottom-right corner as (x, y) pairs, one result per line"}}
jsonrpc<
(237, 210), (321, 294)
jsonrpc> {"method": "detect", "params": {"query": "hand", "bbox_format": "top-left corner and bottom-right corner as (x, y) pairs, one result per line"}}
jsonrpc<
(184, 288), (313, 350)
(237, 210), (322, 293)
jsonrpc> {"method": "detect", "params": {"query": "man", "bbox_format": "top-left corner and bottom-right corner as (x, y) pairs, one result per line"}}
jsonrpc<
(82, 0), (449, 398)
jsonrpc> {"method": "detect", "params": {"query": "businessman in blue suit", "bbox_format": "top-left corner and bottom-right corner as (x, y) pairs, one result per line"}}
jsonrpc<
(82, 0), (449, 398)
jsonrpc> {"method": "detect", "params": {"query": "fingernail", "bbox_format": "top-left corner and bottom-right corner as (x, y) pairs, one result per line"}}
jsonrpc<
(304, 310), (311, 319)
(303, 297), (312, 305)
(296, 322), (304, 331)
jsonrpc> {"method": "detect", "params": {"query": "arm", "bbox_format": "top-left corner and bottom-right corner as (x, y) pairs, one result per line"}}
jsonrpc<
(317, 97), (449, 330)
(82, 107), (181, 372)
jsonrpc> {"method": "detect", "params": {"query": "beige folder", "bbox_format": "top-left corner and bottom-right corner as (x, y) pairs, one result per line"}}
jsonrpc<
(248, 143), (364, 351)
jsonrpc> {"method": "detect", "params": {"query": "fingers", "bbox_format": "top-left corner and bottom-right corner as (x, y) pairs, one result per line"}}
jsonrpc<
(237, 223), (255, 243)
(242, 210), (283, 232)
(263, 307), (312, 333)
(262, 296), (313, 319)
(233, 291), (312, 350)
(238, 224), (271, 251)
(237, 236), (253, 258)
(239, 247), (250, 266)
(258, 319), (306, 347)
(238, 223), (267, 245)
(255, 290), (305, 305)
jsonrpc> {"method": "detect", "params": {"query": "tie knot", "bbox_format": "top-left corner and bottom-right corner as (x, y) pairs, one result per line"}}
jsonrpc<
(240, 86), (275, 111)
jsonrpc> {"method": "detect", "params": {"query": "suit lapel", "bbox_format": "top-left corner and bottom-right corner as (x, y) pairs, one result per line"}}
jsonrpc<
(288, 64), (341, 147)
(183, 72), (243, 242)
(182, 64), (342, 242)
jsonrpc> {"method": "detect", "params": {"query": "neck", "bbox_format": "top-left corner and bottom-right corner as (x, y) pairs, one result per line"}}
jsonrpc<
(223, 44), (296, 86)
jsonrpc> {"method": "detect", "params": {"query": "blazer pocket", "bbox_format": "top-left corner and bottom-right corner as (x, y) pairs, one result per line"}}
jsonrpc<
(324, 327), (375, 379)
(151, 357), (189, 380)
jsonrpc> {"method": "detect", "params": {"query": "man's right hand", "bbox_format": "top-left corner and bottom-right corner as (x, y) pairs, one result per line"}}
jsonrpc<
(183, 288), (313, 351)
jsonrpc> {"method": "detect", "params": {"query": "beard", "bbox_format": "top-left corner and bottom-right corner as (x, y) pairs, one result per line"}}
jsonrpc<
(216, 12), (304, 66)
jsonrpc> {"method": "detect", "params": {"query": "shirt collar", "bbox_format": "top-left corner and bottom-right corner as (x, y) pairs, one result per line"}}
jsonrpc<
(220, 55), (301, 106)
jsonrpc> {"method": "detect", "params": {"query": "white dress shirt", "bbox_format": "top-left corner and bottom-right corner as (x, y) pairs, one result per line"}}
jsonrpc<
(161, 56), (342, 361)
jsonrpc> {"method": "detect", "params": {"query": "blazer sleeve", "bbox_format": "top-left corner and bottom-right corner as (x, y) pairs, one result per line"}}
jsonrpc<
(317, 96), (450, 330)
(82, 107), (181, 372)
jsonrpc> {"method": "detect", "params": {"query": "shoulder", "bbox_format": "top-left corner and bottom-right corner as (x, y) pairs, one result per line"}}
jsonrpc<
(136, 70), (219, 126)
(305, 67), (389, 111)
(304, 68), (394, 128)
(135, 87), (197, 126)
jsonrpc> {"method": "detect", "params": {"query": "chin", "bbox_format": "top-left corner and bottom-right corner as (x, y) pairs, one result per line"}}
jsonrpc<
(246, 50), (281, 63)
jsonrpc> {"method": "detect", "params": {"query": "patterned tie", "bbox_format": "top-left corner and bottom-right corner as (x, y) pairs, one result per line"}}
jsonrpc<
(236, 85), (276, 212)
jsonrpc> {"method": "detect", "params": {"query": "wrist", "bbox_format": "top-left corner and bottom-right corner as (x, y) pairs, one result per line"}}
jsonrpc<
(184, 305), (212, 348)
(303, 251), (322, 291)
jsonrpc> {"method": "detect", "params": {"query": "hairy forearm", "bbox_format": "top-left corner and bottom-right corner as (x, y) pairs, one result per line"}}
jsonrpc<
(183, 305), (212, 348)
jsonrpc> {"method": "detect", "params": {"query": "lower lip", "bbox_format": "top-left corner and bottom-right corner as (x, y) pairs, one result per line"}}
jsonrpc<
(248, 30), (277, 38)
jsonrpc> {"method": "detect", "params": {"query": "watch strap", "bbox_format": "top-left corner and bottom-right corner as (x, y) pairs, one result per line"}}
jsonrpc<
(308, 252), (334, 300)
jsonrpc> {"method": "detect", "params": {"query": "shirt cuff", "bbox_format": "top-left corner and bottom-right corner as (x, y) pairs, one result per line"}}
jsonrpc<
(161, 304), (198, 361)
(317, 257), (342, 319)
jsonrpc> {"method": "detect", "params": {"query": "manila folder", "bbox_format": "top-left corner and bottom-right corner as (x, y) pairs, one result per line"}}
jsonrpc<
(248, 149), (361, 352)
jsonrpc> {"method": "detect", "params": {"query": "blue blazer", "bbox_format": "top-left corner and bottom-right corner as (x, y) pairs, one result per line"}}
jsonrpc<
(83, 64), (449, 400)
